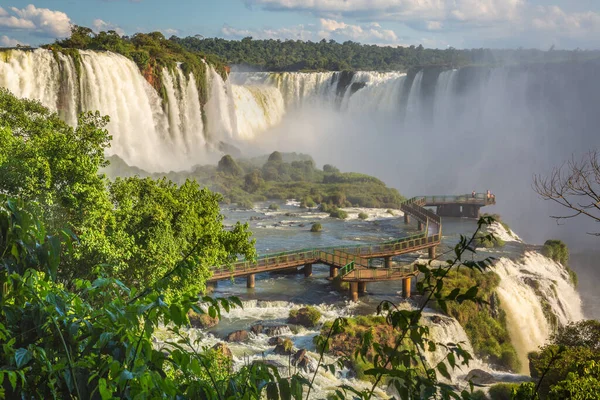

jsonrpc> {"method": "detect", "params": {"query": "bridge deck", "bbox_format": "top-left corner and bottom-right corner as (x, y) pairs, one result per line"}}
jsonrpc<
(423, 193), (496, 207)
(208, 196), (442, 283)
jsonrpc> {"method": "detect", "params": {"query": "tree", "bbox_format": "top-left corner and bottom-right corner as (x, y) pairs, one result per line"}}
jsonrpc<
(0, 88), (112, 233)
(533, 150), (600, 235)
(82, 177), (256, 297)
(217, 154), (242, 177)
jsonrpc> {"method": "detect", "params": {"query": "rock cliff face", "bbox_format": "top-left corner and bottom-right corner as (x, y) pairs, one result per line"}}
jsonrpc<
(141, 62), (160, 91)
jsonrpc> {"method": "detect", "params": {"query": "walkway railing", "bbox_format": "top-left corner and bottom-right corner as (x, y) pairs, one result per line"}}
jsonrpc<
(423, 193), (496, 206)
(209, 196), (442, 281)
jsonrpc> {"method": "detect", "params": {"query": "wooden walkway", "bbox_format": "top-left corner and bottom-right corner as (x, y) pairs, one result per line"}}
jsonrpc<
(209, 197), (442, 286)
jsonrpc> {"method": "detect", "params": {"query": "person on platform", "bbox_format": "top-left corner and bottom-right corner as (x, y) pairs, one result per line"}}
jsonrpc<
(472, 191), (476, 198)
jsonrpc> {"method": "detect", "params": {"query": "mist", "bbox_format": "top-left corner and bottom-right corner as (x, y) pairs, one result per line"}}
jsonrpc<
(230, 63), (600, 252)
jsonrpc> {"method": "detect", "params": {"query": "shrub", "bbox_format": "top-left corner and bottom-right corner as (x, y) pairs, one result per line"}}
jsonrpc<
(542, 239), (569, 265)
(358, 212), (368, 220)
(386, 209), (395, 215)
(489, 383), (519, 400)
(237, 198), (254, 210)
(476, 233), (506, 248)
(310, 223), (322, 232)
(329, 208), (348, 219)
(268, 203), (279, 211)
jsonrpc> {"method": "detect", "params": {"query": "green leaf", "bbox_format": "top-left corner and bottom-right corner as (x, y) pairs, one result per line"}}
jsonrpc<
(278, 378), (291, 400)
(437, 361), (451, 380)
(8, 371), (17, 391)
(98, 378), (113, 400)
(266, 382), (279, 399)
(15, 348), (32, 368)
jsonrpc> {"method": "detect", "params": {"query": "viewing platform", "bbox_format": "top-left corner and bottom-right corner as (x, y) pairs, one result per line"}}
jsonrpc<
(423, 193), (496, 218)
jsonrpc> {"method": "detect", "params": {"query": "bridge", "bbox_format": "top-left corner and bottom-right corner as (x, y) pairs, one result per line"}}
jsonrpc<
(209, 193), (495, 301)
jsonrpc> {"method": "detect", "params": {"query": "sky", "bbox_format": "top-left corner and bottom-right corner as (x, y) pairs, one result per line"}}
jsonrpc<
(1, 0), (600, 49)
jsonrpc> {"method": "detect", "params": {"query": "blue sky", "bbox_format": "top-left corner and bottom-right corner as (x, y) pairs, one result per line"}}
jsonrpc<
(2, 0), (600, 49)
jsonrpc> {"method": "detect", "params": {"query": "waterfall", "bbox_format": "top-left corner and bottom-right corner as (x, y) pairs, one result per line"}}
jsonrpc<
(492, 252), (583, 373)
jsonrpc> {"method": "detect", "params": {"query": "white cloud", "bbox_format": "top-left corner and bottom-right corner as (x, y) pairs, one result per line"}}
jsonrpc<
(221, 18), (404, 45)
(221, 24), (314, 41)
(244, 0), (525, 26)
(92, 19), (125, 35)
(531, 6), (600, 36)
(0, 35), (27, 47)
(9, 5), (71, 37)
(0, 5), (71, 39)
(318, 18), (399, 43)
(162, 28), (179, 36)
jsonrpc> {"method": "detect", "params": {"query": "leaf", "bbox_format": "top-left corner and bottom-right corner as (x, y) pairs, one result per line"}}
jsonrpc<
(278, 378), (291, 400)
(7, 371), (16, 391)
(266, 382), (279, 400)
(98, 378), (112, 400)
(208, 306), (217, 319)
(437, 361), (451, 380)
(15, 348), (32, 368)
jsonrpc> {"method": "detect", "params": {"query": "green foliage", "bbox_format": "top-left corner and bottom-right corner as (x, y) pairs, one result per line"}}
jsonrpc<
(489, 383), (520, 400)
(430, 269), (519, 371)
(0, 88), (111, 232)
(0, 196), (304, 399)
(124, 151), (405, 209)
(82, 177), (255, 298)
(268, 203), (279, 211)
(527, 320), (600, 398)
(547, 360), (600, 400)
(310, 223), (323, 232)
(217, 154), (243, 177)
(0, 89), (256, 300)
(476, 232), (506, 248)
(329, 207), (349, 219)
(551, 320), (600, 350)
(289, 306), (322, 327)
(358, 212), (369, 220)
(542, 239), (577, 286)
(542, 239), (569, 265)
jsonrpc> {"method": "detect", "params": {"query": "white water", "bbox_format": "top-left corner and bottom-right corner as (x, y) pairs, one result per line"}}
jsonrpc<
(493, 252), (583, 372)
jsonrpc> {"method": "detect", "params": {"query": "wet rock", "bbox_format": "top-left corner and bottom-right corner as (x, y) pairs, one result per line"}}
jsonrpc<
(268, 336), (282, 346)
(430, 315), (443, 324)
(226, 330), (249, 342)
(250, 324), (264, 335)
(274, 338), (294, 355)
(188, 311), (219, 329)
(465, 369), (496, 386)
(264, 325), (290, 336)
(212, 342), (233, 359)
(291, 349), (315, 372)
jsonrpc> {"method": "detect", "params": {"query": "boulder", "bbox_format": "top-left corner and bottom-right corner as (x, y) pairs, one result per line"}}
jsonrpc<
(465, 369), (496, 386)
(274, 338), (294, 355)
(188, 311), (219, 329)
(264, 325), (290, 336)
(288, 307), (321, 328)
(291, 349), (315, 371)
(226, 330), (249, 342)
(212, 342), (233, 359)
(268, 336), (282, 346)
(250, 324), (264, 335)
(429, 315), (443, 324)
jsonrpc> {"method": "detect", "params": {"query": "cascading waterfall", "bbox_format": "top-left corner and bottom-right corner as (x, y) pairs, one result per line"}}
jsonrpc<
(492, 252), (583, 372)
